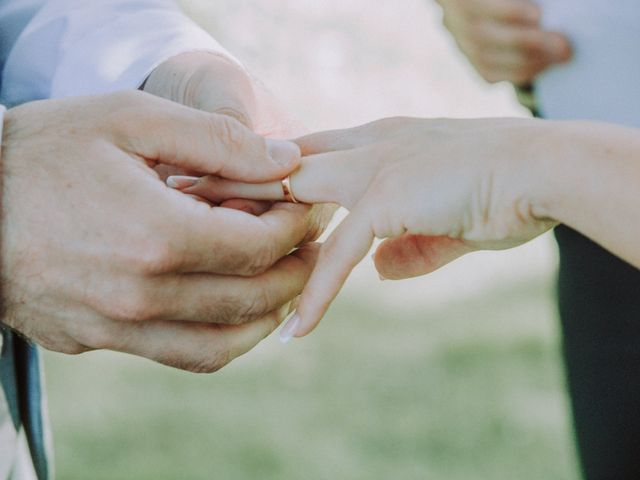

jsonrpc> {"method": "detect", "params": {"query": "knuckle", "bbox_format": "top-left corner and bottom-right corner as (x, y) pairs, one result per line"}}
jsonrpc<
(241, 285), (273, 318)
(128, 240), (177, 276)
(103, 91), (147, 127)
(205, 297), (245, 325)
(38, 332), (88, 355)
(106, 285), (159, 323)
(242, 242), (278, 277)
(72, 322), (115, 351)
(300, 205), (335, 243)
(479, 68), (502, 84)
(185, 349), (231, 374)
(209, 114), (247, 153)
(371, 116), (413, 134)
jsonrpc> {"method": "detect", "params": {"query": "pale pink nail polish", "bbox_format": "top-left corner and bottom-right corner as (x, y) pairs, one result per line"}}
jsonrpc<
(167, 175), (199, 189)
(279, 313), (300, 344)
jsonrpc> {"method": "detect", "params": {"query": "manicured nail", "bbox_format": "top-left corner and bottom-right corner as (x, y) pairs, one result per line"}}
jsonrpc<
(378, 273), (387, 282)
(167, 175), (199, 189)
(287, 296), (300, 315)
(266, 139), (301, 167)
(279, 313), (300, 344)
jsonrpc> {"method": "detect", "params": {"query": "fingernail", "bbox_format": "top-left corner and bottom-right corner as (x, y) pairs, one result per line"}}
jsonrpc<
(378, 273), (387, 282)
(279, 313), (300, 344)
(287, 296), (300, 315)
(266, 139), (301, 167)
(167, 175), (199, 189)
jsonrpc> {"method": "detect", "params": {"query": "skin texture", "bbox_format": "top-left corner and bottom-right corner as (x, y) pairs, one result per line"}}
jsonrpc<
(172, 117), (640, 339)
(0, 90), (318, 373)
(435, 0), (572, 85)
(143, 52), (334, 235)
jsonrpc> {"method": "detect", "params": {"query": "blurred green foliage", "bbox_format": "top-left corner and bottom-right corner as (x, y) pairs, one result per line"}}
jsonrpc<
(44, 279), (579, 480)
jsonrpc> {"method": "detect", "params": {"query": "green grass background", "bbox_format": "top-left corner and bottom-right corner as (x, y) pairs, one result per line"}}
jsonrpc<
(44, 278), (579, 479)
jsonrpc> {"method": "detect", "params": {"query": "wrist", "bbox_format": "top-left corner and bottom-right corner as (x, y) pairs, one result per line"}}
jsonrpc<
(523, 120), (581, 223)
(525, 120), (630, 228)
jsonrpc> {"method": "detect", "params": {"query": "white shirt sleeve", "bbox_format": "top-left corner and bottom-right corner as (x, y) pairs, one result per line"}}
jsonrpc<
(0, 0), (242, 107)
(0, 0), (45, 78)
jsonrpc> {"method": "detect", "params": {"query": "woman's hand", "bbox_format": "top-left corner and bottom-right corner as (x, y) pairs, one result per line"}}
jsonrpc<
(170, 117), (560, 338)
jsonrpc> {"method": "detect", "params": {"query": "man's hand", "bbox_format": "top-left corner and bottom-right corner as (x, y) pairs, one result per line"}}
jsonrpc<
(143, 51), (335, 243)
(436, 0), (572, 85)
(1, 91), (317, 372)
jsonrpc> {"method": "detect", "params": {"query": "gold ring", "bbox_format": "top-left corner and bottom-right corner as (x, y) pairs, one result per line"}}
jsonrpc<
(281, 175), (299, 203)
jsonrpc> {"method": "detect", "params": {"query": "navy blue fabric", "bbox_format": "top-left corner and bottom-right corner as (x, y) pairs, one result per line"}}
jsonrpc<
(14, 334), (48, 480)
(555, 225), (640, 480)
(0, 325), (21, 429)
(0, 326), (49, 480)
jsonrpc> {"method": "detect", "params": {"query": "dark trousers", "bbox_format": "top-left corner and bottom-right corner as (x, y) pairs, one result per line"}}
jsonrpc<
(556, 225), (640, 479)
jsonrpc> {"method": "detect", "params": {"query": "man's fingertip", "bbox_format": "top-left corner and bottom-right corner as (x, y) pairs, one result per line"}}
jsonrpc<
(266, 139), (301, 168)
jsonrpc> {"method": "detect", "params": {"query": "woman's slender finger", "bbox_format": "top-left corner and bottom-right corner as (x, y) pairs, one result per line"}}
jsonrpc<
(283, 201), (375, 340)
(169, 145), (381, 209)
(176, 175), (285, 203)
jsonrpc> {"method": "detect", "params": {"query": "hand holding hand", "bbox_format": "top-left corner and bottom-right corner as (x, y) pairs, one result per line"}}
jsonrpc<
(143, 51), (333, 238)
(1, 91), (316, 372)
(174, 117), (559, 338)
(436, 0), (572, 85)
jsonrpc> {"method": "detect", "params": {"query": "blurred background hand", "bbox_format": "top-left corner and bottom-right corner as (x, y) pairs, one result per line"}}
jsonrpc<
(435, 0), (572, 85)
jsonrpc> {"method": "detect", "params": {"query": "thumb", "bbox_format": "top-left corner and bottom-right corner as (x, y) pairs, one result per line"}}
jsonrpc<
(374, 235), (475, 280)
(113, 92), (300, 182)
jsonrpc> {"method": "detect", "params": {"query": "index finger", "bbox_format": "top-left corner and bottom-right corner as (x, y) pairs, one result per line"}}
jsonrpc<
(106, 91), (300, 182)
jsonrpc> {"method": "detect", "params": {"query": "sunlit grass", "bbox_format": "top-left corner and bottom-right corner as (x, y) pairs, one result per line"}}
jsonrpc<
(44, 278), (579, 480)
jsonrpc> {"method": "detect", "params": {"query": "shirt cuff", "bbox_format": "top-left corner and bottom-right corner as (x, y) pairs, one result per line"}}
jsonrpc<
(0, 0), (244, 105)
(49, 14), (242, 98)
